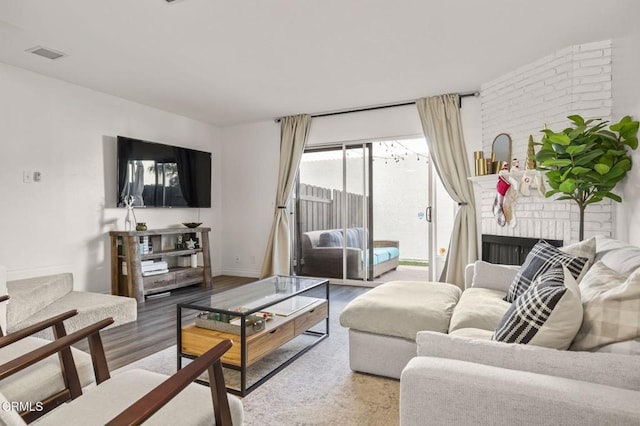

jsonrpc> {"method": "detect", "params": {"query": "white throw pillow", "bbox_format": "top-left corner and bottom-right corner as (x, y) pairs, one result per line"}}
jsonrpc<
(560, 236), (597, 265)
(570, 262), (640, 351)
(561, 236), (597, 282)
(494, 264), (583, 350)
(471, 260), (519, 291)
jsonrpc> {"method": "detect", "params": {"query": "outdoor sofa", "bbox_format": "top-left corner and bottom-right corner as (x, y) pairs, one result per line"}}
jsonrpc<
(301, 228), (399, 279)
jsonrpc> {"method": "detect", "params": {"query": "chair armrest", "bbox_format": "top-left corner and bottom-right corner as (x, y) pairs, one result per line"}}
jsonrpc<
(416, 331), (640, 390)
(0, 317), (114, 383)
(106, 339), (234, 426)
(401, 356), (640, 426)
(0, 309), (78, 348)
(0, 295), (8, 337)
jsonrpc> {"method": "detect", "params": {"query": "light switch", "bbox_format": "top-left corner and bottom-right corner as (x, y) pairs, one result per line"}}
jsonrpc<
(23, 171), (32, 183)
(33, 171), (41, 182)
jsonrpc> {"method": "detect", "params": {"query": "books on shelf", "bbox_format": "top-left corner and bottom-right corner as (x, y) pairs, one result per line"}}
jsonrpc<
(122, 260), (169, 276)
(142, 261), (168, 272)
(142, 269), (169, 277)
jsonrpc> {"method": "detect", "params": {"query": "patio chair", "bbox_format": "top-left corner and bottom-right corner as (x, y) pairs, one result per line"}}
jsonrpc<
(0, 318), (242, 425)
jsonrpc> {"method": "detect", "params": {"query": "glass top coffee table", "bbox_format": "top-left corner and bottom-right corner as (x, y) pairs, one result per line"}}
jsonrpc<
(177, 275), (330, 396)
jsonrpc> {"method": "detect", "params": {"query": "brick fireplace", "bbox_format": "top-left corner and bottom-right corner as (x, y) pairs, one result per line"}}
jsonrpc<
(474, 39), (614, 248)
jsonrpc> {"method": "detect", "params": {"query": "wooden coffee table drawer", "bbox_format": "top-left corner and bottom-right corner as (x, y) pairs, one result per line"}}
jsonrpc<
(294, 301), (328, 335)
(182, 319), (296, 367)
(181, 325), (240, 366)
(246, 320), (295, 365)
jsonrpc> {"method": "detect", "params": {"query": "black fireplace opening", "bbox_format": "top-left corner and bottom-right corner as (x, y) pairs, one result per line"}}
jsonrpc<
(481, 235), (563, 266)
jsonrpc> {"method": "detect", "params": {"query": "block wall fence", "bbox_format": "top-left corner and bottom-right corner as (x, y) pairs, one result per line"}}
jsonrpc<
(475, 39), (613, 245)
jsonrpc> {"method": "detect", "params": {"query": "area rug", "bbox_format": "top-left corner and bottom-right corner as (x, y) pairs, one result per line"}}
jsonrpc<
(114, 297), (400, 425)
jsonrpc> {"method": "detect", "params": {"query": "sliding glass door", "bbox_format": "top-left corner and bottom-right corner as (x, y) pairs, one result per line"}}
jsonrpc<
(293, 137), (453, 285)
(292, 144), (372, 283)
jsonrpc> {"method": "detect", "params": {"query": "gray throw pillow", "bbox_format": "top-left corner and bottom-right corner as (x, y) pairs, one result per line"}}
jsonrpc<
(318, 230), (343, 247)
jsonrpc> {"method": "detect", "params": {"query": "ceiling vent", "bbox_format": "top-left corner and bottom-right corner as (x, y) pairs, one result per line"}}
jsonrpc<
(26, 46), (67, 60)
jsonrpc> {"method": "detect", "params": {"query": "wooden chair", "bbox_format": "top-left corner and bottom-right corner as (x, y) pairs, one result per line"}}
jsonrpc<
(0, 318), (240, 425)
(0, 305), (98, 422)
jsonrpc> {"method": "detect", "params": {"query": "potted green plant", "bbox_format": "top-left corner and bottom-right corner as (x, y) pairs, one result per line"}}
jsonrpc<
(534, 114), (639, 240)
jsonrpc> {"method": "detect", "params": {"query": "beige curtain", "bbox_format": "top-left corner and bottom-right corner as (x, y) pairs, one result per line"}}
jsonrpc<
(416, 94), (478, 288)
(260, 114), (311, 277)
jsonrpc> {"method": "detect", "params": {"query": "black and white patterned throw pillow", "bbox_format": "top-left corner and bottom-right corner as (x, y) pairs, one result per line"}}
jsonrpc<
(505, 240), (588, 302)
(494, 263), (583, 349)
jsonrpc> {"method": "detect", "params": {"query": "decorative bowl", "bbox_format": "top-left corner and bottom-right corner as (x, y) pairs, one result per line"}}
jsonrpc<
(182, 222), (202, 228)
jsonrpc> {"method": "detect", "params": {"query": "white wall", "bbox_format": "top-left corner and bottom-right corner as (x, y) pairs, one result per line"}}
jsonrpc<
(0, 63), (222, 290)
(478, 40), (614, 244)
(221, 98), (482, 276)
(220, 120), (280, 277)
(613, 30), (640, 246)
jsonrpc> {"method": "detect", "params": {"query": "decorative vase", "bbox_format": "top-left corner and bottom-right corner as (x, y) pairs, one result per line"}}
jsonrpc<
(136, 223), (147, 231)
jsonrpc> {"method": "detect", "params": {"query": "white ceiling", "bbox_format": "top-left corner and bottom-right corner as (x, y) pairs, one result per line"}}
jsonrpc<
(0, 0), (638, 126)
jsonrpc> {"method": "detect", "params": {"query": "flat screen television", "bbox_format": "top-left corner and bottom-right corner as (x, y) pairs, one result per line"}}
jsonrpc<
(117, 136), (211, 208)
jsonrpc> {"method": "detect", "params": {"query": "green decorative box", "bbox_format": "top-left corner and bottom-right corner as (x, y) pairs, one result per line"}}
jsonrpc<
(195, 312), (266, 336)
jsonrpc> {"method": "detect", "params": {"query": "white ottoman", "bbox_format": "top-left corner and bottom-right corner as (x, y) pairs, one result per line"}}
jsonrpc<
(340, 281), (461, 379)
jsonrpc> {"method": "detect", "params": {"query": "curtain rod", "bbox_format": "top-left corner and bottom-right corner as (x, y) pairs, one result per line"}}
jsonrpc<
(274, 91), (480, 123)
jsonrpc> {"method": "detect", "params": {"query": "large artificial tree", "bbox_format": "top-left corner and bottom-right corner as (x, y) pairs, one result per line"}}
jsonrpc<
(534, 115), (639, 240)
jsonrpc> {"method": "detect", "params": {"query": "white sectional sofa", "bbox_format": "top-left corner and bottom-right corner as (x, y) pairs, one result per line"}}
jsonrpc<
(401, 332), (640, 425)
(341, 236), (640, 424)
(398, 236), (640, 425)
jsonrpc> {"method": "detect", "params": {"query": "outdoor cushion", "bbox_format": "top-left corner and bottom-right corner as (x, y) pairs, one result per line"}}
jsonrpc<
(345, 227), (367, 249)
(318, 230), (343, 247)
(340, 281), (461, 340)
(363, 247), (400, 265)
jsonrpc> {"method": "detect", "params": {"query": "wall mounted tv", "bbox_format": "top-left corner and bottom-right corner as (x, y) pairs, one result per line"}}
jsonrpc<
(117, 136), (211, 208)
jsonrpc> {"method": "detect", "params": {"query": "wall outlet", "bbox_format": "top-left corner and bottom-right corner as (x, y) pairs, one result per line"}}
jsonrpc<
(234, 256), (240, 263)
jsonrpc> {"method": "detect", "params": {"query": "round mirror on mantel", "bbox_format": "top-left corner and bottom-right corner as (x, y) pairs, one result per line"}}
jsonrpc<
(492, 133), (512, 164)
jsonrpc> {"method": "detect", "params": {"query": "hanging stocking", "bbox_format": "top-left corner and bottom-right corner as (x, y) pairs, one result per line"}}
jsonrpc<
(531, 172), (546, 196)
(520, 171), (532, 196)
(503, 175), (519, 227)
(493, 175), (511, 227)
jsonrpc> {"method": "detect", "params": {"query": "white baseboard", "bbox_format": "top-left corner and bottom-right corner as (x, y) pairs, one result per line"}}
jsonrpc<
(219, 267), (260, 278)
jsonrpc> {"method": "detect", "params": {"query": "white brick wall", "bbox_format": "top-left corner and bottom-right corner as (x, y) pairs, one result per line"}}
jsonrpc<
(478, 40), (613, 244)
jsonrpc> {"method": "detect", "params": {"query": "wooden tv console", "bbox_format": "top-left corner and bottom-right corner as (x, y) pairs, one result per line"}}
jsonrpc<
(109, 227), (212, 303)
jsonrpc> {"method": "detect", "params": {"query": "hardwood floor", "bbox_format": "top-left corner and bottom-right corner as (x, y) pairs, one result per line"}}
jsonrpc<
(74, 276), (369, 370)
